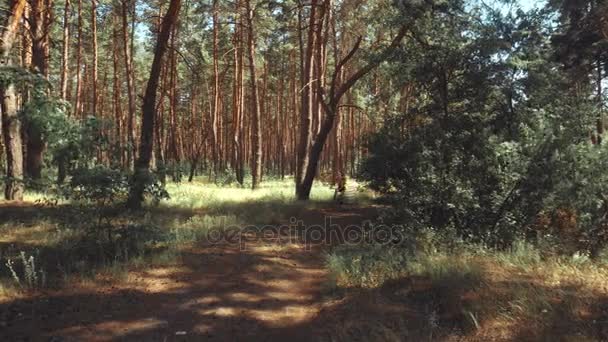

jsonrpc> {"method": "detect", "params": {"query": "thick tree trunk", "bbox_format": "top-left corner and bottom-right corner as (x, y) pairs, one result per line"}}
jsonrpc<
(1, 0), (27, 200)
(128, 0), (181, 209)
(295, 0), (318, 198)
(26, 0), (50, 180)
(245, 0), (262, 190)
(298, 108), (335, 200)
(2, 85), (23, 200)
(30, 0), (48, 77)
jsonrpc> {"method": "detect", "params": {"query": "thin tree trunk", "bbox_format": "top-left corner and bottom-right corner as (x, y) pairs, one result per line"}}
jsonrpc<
(112, 9), (123, 167)
(74, 0), (83, 118)
(211, 0), (220, 176)
(91, 0), (98, 117)
(60, 0), (70, 100)
(232, 0), (245, 185)
(245, 0), (262, 190)
(122, 0), (136, 169)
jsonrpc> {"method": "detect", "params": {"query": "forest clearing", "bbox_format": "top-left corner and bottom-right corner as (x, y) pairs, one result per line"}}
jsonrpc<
(1, 0), (608, 340)
(1, 181), (608, 341)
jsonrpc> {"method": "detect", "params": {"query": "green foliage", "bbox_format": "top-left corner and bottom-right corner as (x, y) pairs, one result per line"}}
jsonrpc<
(66, 166), (130, 206)
(360, 1), (607, 252)
(62, 165), (168, 207)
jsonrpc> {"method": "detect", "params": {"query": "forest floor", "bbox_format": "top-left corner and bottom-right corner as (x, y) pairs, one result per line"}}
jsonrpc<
(0, 180), (403, 341)
(1, 180), (608, 341)
(0, 203), (380, 341)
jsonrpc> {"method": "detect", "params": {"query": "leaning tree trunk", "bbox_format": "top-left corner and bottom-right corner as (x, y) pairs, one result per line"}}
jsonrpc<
(297, 22), (409, 200)
(128, 0), (181, 209)
(1, 0), (27, 200)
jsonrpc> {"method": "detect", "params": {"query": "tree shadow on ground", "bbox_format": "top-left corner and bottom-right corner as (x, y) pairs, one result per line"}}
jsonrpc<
(0, 199), (344, 288)
(0, 202), (380, 341)
(2, 202), (604, 341)
(4, 259), (606, 341)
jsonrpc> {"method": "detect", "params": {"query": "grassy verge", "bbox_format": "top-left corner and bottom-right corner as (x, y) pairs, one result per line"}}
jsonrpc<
(326, 236), (608, 341)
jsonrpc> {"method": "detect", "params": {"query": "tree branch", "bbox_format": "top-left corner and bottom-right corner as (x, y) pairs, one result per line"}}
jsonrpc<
(329, 36), (362, 102)
(330, 24), (409, 108)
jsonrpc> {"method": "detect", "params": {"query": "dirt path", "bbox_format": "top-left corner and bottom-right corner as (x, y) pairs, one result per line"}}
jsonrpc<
(1, 205), (381, 341)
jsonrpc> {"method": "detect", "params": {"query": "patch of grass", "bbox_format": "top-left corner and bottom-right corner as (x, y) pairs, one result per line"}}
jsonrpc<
(326, 244), (410, 288)
(496, 239), (542, 268)
(164, 177), (335, 208)
(0, 179), (342, 298)
(326, 235), (608, 341)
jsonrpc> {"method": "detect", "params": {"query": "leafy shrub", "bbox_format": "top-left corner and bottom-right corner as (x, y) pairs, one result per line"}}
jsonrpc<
(62, 166), (169, 206)
(66, 166), (130, 206)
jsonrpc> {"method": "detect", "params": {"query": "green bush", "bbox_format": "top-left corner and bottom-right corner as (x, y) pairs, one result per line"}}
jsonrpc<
(359, 5), (606, 253)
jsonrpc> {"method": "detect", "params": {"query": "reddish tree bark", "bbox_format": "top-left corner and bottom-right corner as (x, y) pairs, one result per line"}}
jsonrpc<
(1, 0), (27, 200)
(245, 0), (262, 190)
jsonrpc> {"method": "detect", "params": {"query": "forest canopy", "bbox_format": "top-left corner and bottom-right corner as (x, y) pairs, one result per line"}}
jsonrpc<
(0, 0), (604, 239)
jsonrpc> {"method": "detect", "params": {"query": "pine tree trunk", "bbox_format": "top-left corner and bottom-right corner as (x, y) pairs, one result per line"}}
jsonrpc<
(60, 0), (70, 100)
(74, 0), (83, 118)
(245, 0), (262, 190)
(91, 0), (98, 117)
(297, 20), (408, 200)
(296, 0), (318, 198)
(232, 1), (245, 185)
(112, 9), (123, 167)
(1, 0), (27, 200)
(211, 0), (220, 176)
(26, 0), (49, 180)
(128, 0), (181, 209)
(122, 0), (136, 169)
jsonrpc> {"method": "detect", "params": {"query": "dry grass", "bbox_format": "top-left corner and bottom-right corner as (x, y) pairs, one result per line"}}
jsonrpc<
(326, 240), (608, 341)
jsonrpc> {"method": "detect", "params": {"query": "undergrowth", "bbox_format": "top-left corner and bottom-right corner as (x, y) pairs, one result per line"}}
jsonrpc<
(326, 231), (608, 340)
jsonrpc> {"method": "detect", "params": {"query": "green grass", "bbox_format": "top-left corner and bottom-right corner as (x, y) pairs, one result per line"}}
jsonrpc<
(164, 177), (335, 207)
(0, 178), (342, 298)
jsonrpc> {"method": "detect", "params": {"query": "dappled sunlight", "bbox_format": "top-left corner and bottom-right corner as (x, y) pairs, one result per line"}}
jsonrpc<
(120, 266), (194, 294)
(0, 197), (376, 340)
(59, 318), (170, 341)
(8, 181), (607, 341)
(0, 222), (59, 246)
